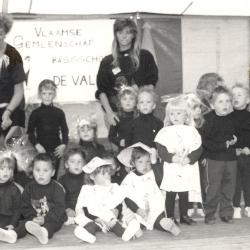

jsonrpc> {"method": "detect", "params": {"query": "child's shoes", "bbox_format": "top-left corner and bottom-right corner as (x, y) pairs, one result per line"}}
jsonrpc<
(233, 207), (242, 219)
(0, 228), (17, 243)
(159, 217), (181, 236)
(187, 208), (195, 217)
(25, 221), (48, 244)
(74, 225), (96, 244)
(122, 219), (140, 241)
(196, 208), (205, 217)
(64, 216), (75, 226)
(244, 207), (250, 217)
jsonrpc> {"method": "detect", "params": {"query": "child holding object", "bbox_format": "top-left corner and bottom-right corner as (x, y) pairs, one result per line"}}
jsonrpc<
(155, 97), (202, 225)
(74, 156), (140, 244)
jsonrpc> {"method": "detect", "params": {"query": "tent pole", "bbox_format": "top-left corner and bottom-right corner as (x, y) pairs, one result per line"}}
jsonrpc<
(2, 0), (8, 13)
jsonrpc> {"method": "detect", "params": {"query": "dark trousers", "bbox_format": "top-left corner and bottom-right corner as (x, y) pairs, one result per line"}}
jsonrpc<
(233, 155), (250, 207)
(14, 219), (63, 239)
(203, 159), (237, 219)
(166, 191), (188, 218)
(84, 221), (124, 237)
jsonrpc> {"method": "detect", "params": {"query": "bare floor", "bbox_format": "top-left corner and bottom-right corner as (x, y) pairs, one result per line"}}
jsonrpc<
(1, 217), (250, 250)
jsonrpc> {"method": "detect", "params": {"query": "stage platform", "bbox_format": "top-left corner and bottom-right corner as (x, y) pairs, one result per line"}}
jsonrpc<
(1, 217), (250, 250)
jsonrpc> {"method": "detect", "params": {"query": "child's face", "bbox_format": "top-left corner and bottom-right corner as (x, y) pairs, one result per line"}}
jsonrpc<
(33, 160), (55, 185)
(169, 109), (187, 125)
(79, 125), (95, 142)
(212, 93), (232, 116)
(137, 92), (156, 114)
(120, 94), (136, 112)
(133, 154), (151, 174)
(40, 88), (56, 105)
(91, 171), (111, 186)
(232, 87), (249, 110)
(0, 165), (13, 183)
(66, 153), (85, 175)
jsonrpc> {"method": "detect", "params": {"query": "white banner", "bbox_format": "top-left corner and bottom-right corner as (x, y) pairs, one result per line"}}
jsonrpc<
(6, 19), (114, 103)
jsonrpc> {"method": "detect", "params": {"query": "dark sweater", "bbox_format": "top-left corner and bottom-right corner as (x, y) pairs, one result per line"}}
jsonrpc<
(59, 172), (85, 210)
(21, 180), (67, 224)
(129, 113), (163, 148)
(201, 111), (237, 161)
(0, 181), (21, 227)
(96, 49), (158, 111)
(0, 43), (26, 103)
(108, 111), (135, 149)
(27, 104), (69, 152)
(79, 140), (106, 162)
(232, 109), (250, 148)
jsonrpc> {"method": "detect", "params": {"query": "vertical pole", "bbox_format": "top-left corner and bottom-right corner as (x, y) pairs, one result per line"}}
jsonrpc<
(2, 0), (8, 13)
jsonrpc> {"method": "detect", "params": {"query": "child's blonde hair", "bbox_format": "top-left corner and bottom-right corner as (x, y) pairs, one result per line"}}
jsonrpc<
(138, 86), (158, 104)
(164, 97), (192, 126)
(38, 79), (57, 95)
(231, 82), (250, 96)
(117, 86), (138, 117)
(85, 164), (113, 185)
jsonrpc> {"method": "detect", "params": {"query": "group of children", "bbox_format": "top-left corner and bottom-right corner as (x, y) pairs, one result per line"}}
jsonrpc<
(0, 75), (250, 245)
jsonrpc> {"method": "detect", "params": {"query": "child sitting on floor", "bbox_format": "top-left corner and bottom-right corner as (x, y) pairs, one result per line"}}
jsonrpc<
(0, 152), (22, 244)
(74, 156), (140, 244)
(59, 145), (86, 225)
(118, 142), (180, 236)
(77, 116), (106, 162)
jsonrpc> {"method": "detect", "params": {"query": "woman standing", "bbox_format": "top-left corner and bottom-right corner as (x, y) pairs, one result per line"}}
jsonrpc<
(96, 18), (158, 126)
(0, 14), (25, 145)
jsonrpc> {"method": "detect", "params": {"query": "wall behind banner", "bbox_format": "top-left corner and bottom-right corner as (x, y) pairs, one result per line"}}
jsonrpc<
(182, 16), (250, 92)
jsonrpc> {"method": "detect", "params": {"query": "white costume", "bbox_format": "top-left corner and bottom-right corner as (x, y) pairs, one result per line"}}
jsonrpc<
(154, 124), (202, 202)
(121, 170), (165, 230)
(75, 183), (127, 228)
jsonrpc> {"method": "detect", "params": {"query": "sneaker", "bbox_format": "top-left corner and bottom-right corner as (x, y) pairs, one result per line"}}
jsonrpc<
(196, 208), (205, 217)
(159, 217), (181, 236)
(64, 216), (75, 226)
(180, 215), (197, 225)
(244, 207), (250, 217)
(187, 208), (195, 217)
(233, 207), (242, 219)
(74, 226), (96, 244)
(25, 221), (48, 244)
(204, 217), (216, 225)
(134, 228), (143, 239)
(122, 219), (140, 242)
(0, 228), (17, 243)
(220, 216), (233, 223)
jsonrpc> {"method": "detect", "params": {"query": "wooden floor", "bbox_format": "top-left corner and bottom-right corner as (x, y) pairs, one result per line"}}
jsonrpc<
(2, 217), (250, 250)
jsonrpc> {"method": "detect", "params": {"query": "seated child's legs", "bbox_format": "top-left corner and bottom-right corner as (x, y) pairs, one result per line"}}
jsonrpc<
(153, 212), (180, 236)
(43, 221), (63, 238)
(84, 222), (101, 235)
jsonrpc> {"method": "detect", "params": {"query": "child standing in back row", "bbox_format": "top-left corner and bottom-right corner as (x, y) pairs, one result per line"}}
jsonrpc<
(129, 87), (163, 148)
(201, 86), (237, 224)
(155, 97), (202, 225)
(108, 86), (138, 150)
(231, 83), (250, 219)
(27, 79), (69, 179)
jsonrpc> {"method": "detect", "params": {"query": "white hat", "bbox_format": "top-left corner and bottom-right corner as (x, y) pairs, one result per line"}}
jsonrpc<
(82, 156), (113, 174)
(117, 142), (157, 168)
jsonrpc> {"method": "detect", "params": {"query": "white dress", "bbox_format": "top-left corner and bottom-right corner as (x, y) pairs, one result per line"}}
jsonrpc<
(75, 183), (127, 227)
(154, 124), (202, 202)
(121, 170), (165, 230)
